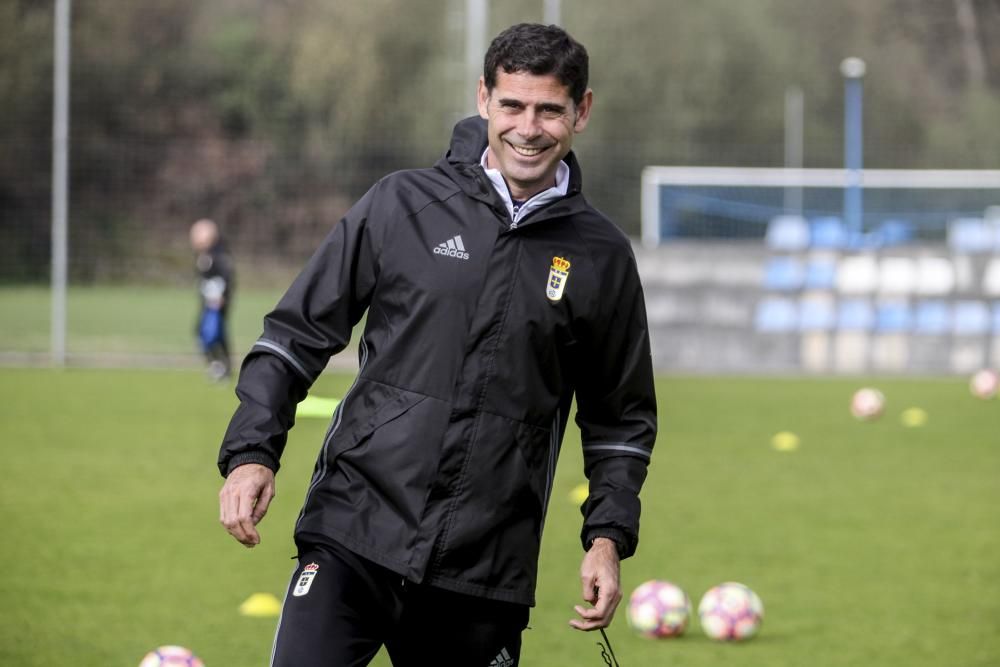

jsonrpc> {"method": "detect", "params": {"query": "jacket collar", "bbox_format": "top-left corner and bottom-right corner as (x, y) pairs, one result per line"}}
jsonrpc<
(437, 116), (588, 223)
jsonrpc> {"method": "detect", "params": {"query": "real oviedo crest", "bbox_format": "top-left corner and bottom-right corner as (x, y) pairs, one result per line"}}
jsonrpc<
(546, 257), (571, 302)
(293, 562), (319, 597)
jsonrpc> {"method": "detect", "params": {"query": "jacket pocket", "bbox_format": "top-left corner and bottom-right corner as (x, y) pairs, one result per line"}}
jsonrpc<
(325, 379), (429, 459)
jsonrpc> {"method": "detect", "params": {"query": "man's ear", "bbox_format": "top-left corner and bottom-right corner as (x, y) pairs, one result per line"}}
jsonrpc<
(573, 88), (593, 133)
(477, 77), (490, 119)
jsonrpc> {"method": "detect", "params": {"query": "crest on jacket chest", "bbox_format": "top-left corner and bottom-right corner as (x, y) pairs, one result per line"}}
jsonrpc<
(546, 257), (571, 302)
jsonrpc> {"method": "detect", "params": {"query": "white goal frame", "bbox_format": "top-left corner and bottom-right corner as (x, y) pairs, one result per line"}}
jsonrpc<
(641, 167), (1000, 248)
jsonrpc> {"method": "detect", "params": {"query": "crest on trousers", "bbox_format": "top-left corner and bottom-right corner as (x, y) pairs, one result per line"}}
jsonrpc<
(293, 562), (319, 597)
(546, 257), (571, 302)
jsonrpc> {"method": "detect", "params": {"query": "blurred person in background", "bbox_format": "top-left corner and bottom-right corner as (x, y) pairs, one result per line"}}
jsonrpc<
(190, 218), (234, 381)
(216, 23), (655, 667)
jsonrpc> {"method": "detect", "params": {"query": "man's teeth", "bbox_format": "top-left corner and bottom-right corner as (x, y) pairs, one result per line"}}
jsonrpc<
(510, 144), (545, 157)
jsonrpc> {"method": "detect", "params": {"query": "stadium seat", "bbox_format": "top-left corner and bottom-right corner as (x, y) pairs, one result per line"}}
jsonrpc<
(876, 301), (912, 333)
(754, 298), (798, 332)
(982, 258), (1000, 296)
(798, 296), (835, 331)
(837, 255), (878, 294)
(803, 257), (837, 290)
(993, 302), (1000, 333)
(878, 257), (917, 295)
(765, 215), (809, 251)
(762, 256), (805, 291)
(952, 300), (990, 336)
(947, 218), (993, 254)
(837, 299), (875, 331)
(809, 216), (849, 249)
(913, 300), (950, 335)
(874, 218), (915, 247)
(915, 257), (955, 296)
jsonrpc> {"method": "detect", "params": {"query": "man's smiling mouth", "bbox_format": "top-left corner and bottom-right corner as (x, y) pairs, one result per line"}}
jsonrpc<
(507, 142), (549, 157)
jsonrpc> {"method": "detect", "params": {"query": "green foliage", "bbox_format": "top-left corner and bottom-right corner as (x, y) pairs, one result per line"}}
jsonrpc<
(2, 0), (1000, 281)
(1, 370), (998, 666)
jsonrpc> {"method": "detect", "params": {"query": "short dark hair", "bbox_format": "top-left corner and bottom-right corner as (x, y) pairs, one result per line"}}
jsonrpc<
(483, 23), (589, 105)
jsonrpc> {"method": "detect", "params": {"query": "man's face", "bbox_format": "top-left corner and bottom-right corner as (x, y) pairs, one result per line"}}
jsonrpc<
(477, 70), (592, 201)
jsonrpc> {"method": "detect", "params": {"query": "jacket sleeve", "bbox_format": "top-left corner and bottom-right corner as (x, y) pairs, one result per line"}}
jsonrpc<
(217, 185), (382, 477)
(575, 248), (656, 558)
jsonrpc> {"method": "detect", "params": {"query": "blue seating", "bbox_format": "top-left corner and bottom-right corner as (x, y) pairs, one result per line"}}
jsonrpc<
(755, 298), (798, 332)
(804, 259), (837, 290)
(837, 299), (874, 331)
(952, 300), (990, 335)
(947, 218), (993, 254)
(810, 216), (849, 249)
(876, 301), (912, 332)
(914, 301), (950, 335)
(875, 219), (915, 247)
(763, 256), (805, 291)
(765, 215), (809, 251)
(799, 298), (835, 331)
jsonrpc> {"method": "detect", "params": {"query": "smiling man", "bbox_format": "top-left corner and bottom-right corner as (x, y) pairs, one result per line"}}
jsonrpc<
(217, 23), (656, 667)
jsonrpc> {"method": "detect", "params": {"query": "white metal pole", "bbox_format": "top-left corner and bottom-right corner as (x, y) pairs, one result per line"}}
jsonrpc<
(783, 85), (804, 216)
(841, 57), (866, 238)
(466, 0), (488, 116)
(52, 0), (71, 367)
(544, 0), (562, 25)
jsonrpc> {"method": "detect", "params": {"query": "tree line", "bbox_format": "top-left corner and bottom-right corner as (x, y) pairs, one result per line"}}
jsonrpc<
(2, 0), (998, 282)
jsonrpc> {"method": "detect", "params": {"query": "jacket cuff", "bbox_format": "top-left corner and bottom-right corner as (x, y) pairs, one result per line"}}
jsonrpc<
(224, 450), (280, 477)
(583, 528), (629, 559)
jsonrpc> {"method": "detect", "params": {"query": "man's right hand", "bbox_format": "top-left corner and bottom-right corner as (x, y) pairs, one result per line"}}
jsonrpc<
(219, 463), (276, 547)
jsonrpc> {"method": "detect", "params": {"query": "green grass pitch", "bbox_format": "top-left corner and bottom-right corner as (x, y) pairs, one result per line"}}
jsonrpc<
(1, 368), (997, 666)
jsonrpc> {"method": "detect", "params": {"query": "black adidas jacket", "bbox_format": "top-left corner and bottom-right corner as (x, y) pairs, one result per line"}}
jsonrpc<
(218, 117), (656, 606)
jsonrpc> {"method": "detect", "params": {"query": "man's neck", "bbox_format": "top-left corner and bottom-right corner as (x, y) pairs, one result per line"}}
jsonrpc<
(484, 149), (556, 201)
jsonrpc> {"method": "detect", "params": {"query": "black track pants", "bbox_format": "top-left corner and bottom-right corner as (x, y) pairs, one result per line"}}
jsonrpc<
(270, 540), (529, 667)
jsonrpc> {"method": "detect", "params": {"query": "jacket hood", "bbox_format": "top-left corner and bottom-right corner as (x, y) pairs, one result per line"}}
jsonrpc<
(437, 116), (584, 204)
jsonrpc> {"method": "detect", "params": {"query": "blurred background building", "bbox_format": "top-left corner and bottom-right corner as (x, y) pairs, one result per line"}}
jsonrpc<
(2, 0), (999, 372)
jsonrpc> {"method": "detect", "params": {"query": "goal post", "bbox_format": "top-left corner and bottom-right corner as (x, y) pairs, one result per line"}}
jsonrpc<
(641, 167), (1000, 248)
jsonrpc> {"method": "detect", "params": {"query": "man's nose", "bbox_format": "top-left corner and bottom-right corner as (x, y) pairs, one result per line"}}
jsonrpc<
(516, 111), (543, 140)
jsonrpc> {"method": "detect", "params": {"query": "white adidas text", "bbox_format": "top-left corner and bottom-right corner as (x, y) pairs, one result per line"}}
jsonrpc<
(434, 235), (470, 261)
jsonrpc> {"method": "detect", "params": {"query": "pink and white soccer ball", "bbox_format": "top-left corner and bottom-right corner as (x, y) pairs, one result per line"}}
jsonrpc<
(138, 646), (205, 667)
(697, 582), (764, 641)
(626, 579), (691, 638)
(850, 387), (885, 421)
(969, 369), (999, 400)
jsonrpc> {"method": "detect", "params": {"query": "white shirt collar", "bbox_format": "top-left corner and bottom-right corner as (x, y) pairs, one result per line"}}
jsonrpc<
(479, 148), (570, 225)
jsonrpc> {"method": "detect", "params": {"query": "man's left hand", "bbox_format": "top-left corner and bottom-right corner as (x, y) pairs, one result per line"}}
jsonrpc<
(570, 537), (621, 631)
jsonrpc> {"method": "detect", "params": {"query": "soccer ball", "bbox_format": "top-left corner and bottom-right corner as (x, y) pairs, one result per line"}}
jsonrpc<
(626, 579), (691, 638)
(138, 646), (205, 667)
(697, 582), (764, 641)
(850, 387), (885, 421)
(969, 369), (999, 400)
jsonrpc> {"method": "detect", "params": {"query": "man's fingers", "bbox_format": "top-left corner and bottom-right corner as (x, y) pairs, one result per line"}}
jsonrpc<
(569, 604), (611, 631)
(219, 484), (254, 546)
(218, 464), (275, 547)
(251, 483), (275, 524)
(581, 574), (598, 604)
(235, 487), (261, 546)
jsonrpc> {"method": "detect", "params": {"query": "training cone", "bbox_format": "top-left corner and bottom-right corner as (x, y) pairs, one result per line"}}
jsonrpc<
(296, 395), (341, 419)
(771, 431), (800, 451)
(239, 593), (282, 618)
(900, 407), (928, 428)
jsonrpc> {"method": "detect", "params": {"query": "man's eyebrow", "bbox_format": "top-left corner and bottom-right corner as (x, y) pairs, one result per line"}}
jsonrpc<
(496, 97), (568, 112)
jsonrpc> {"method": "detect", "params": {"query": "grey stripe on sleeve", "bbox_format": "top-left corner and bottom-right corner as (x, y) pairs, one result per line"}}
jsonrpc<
(253, 338), (311, 380)
(582, 442), (652, 460)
